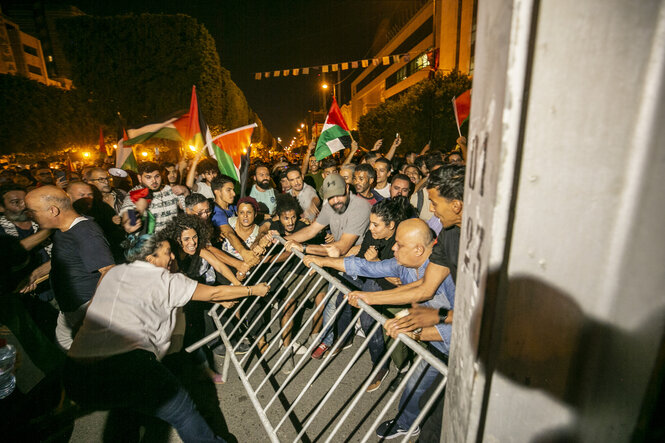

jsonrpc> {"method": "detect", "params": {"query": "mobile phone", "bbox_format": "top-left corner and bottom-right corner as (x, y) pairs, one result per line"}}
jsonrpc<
(128, 209), (137, 226)
(396, 133), (399, 138)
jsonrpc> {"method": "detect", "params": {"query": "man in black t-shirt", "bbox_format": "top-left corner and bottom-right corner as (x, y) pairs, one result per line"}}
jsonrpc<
(25, 186), (115, 351)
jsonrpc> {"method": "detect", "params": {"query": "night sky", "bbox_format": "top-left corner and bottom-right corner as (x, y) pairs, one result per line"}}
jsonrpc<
(4, 0), (424, 141)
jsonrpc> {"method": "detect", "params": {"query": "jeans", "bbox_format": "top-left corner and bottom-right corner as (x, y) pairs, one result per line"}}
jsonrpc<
(320, 288), (336, 346)
(64, 350), (224, 443)
(395, 358), (440, 430)
(334, 279), (389, 369)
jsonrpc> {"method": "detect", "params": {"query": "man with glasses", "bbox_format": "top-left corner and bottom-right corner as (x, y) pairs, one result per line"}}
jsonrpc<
(85, 167), (127, 214)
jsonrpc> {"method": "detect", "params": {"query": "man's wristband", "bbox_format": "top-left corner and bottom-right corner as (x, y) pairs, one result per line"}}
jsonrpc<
(302, 244), (307, 254)
(439, 308), (449, 324)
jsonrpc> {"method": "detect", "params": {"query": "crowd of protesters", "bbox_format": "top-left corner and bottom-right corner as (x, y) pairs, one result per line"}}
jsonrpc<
(0, 134), (467, 441)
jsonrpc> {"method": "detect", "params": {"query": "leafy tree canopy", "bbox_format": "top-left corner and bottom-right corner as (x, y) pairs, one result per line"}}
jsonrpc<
(358, 71), (472, 154)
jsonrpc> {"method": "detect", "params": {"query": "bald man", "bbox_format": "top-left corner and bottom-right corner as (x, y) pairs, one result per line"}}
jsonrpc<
(25, 185), (114, 350)
(304, 218), (455, 439)
(303, 218), (454, 349)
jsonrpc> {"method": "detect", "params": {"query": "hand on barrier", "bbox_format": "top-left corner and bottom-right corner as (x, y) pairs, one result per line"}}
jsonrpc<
(240, 249), (260, 267)
(324, 233), (335, 244)
(285, 240), (304, 253)
(302, 255), (319, 268)
(221, 301), (237, 309)
(253, 283), (271, 297)
(346, 291), (371, 308)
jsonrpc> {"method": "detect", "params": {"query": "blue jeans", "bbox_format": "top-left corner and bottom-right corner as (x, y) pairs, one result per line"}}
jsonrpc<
(320, 288), (336, 346)
(64, 350), (224, 443)
(396, 358), (440, 430)
(334, 279), (389, 369)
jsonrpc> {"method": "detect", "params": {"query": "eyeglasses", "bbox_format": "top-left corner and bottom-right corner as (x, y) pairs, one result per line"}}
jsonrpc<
(196, 209), (212, 216)
(89, 177), (110, 182)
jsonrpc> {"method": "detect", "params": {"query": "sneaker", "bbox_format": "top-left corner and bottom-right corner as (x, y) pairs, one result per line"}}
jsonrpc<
(282, 352), (295, 375)
(311, 343), (329, 359)
(234, 338), (251, 355)
(366, 367), (389, 393)
(376, 419), (420, 440)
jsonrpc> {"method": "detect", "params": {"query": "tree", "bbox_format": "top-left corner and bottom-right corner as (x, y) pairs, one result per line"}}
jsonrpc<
(0, 74), (96, 154)
(57, 13), (272, 141)
(357, 71), (472, 154)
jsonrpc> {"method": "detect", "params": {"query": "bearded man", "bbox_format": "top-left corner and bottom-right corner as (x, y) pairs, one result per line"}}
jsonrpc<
(249, 163), (276, 215)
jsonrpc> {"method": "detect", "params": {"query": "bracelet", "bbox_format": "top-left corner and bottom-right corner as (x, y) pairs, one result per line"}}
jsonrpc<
(438, 308), (449, 324)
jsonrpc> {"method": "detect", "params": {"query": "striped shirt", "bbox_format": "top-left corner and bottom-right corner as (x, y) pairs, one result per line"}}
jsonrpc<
(119, 185), (185, 232)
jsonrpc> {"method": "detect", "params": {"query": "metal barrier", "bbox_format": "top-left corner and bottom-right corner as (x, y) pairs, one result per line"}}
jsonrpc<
(186, 236), (449, 442)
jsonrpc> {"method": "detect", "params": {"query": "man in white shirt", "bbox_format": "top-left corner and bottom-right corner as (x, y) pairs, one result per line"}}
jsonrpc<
(286, 166), (320, 222)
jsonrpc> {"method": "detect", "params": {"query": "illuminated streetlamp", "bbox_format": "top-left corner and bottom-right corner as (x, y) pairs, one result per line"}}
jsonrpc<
(300, 123), (305, 128)
(83, 152), (90, 158)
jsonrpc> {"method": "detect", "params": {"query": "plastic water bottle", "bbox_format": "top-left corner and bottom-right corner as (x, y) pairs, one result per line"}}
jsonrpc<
(0, 338), (16, 399)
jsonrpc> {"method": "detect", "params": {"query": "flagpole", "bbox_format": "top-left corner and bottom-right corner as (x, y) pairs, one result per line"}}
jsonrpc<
(452, 96), (462, 137)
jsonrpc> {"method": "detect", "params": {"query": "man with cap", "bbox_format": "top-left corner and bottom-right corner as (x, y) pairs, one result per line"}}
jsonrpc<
(284, 173), (371, 358)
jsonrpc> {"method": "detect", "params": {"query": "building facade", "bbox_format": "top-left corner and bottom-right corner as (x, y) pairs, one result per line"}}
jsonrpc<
(0, 7), (73, 89)
(348, 0), (475, 129)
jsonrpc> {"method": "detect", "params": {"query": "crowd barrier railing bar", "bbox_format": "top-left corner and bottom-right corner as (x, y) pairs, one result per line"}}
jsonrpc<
(187, 235), (449, 442)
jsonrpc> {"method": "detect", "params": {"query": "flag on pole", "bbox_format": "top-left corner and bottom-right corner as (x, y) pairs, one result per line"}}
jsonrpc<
(116, 128), (138, 171)
(99, 127), (106, 156)
(452, 89), (472, 136)
(123, 115), (189, 146)
(208, 123), (256, 196)
(314, 97), (351, 161)
(185, 85), (213, 154)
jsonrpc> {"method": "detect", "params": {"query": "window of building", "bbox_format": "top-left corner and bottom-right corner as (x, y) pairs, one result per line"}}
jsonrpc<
(23, 44), (38, 57)
(28, 64), (42, 75)
(385, 51), (430, 89)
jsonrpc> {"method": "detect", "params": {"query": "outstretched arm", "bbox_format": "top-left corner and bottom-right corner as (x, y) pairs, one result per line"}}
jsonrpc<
(347, 262), (450, 307)
(191, 282), (270, 302)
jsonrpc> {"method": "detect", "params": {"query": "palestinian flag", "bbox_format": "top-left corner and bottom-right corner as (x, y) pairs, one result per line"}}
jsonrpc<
(452, 89), (472, 133)
(122, 114), (190, 146)
(208, 123), (256, 196)
(116, 128), (138, 171)
(186, 85), (214, 153)
(314, 97), (351, 161)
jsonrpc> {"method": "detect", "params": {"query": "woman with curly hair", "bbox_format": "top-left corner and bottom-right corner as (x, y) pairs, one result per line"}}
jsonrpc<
(162, 213), (241, 287)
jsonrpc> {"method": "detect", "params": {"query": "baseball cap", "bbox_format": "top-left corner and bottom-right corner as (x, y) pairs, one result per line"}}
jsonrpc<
(321, 173), (347, 200)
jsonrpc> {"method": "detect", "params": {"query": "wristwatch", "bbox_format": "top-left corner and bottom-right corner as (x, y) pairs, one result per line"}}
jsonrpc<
(439, 308), (449, 324)
(411, 327), (422, 342)
(302, 244), (307, 254)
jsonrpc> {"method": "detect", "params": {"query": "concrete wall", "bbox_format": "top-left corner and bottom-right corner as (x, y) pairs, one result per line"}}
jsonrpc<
(443, 0), (665, 441)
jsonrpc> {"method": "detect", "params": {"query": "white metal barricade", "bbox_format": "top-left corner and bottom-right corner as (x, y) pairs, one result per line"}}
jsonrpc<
(186, 236), (449, 442)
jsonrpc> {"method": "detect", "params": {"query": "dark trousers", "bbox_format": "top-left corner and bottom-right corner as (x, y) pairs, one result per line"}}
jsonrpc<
(335, 279), (389, 370)
(64, 350), (224, 443)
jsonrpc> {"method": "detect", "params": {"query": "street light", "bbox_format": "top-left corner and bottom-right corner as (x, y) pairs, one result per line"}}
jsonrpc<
(300, 123), (305, 128)
(321, 82), (329, 90)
